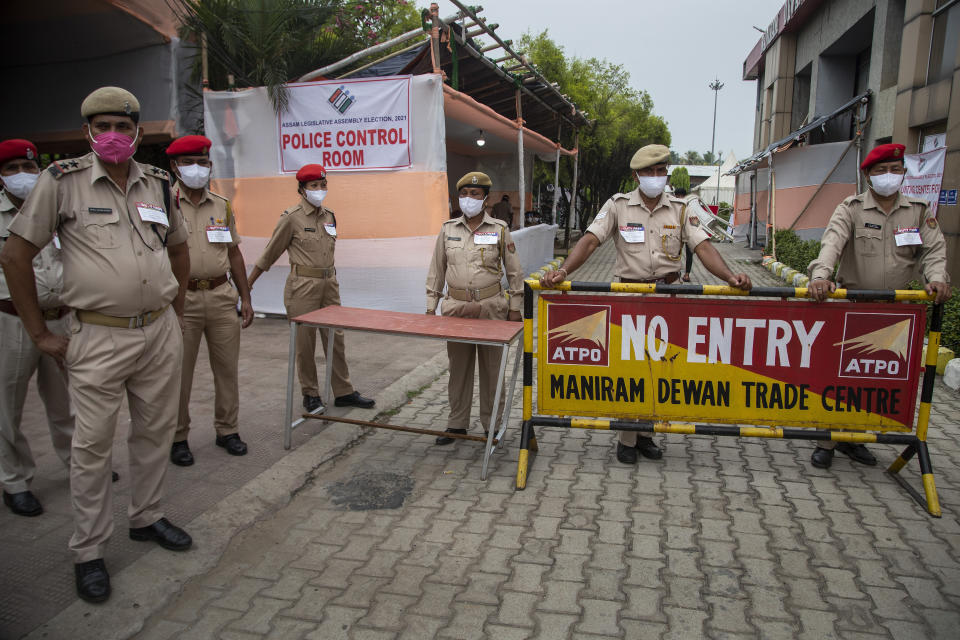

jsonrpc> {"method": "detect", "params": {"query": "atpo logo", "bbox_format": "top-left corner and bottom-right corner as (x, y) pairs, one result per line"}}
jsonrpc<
(835, 313), (913, 380)
(546, 304), (610, 366)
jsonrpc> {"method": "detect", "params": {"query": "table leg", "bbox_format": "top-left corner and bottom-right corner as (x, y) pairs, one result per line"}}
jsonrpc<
(481, 342), (510, 481)
(283, 320), (297, 450)
(497, 339), (523, 451)
(324, 327), (335, 410)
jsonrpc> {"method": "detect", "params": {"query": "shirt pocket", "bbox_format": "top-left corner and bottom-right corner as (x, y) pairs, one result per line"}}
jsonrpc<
(854, 227), (883, 257)
(480, 244), (501, 271)
(79, 206), (121, 249)
(444, 237), (465, 264)
(659, 230), (683, 260)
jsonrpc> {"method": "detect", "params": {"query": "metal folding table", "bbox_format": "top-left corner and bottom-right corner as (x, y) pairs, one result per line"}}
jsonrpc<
(283, 306), (523, 479)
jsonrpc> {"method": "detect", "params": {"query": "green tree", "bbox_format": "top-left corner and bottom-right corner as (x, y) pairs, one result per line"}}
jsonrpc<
(521, 30), (671, 231)
(172, 0), (421, 113)
(683, 150), (703, 165)
(669, 167), (690, 192)
(702, 150), (717, 165)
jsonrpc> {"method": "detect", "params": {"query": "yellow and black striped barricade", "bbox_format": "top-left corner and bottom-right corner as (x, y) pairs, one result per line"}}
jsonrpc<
(516, 279), (944, 517)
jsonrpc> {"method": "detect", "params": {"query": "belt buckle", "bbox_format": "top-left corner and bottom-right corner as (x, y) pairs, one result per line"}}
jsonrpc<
(130, 312), (147, 329)
(469, 288), (481, 301)
(197, 279), (211, 290)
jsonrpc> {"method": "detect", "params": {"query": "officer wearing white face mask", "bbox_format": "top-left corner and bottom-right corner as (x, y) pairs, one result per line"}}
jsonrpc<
(807, 142), (950, 471)
(0, 138), (74, 519)
(165, 135), (253, 466)
(249, 164), (374, 414)
(427, 171), (524, 444)
(539, 144), (752, 465)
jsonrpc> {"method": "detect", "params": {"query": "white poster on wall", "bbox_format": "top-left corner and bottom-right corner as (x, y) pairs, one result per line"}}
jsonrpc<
(902, 146), (946, 217)
(277, 76), (411, 173)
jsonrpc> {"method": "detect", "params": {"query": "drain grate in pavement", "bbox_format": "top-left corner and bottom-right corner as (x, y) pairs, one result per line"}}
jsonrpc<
(327, 471), (415, 510)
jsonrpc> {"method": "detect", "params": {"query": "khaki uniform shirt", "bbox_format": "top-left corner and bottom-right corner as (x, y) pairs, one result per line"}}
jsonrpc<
(8, 152), (187, 316)
(0, 190), (64, 309)
(426, 213), (524, 313)
(808, 190), (950, 289)
(174, 181), (240, 279)
(255, 198), (336, 272)
(586, 189), (710, 280)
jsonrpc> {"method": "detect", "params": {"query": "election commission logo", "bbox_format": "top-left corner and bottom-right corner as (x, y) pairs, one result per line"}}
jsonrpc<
(328, 85), (356, 114)
(546, 304), (610, 366)
(835, 313), (914, 380)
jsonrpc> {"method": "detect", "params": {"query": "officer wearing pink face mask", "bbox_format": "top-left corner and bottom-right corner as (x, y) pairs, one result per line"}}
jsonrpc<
(0, 86), (193, 604)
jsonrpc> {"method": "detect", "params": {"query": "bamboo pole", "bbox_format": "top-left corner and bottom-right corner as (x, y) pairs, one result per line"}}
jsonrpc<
(565, 131), (580, 251)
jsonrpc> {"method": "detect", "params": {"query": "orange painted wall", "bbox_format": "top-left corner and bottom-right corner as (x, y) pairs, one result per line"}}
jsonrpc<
(210, 171), (450, 239)
(734, 183), (857, 231)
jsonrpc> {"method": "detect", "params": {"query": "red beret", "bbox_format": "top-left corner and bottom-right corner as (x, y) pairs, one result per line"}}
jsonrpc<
(860, 143), (906, 171)
(166, 135), (212, 157)
(296, 164), (327, 182)
(0, 139), (39, 166)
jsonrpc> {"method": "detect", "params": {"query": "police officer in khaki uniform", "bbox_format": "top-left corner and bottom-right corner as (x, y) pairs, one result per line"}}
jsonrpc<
(248, 164), (374, 412)
(540, 144), (752, 465)
(0, 87), (194, 603)
(166, 135), (253, 466)
(807, 142), (951, 469)
(0, 139), (73, 517)
(427, 171), (524, 444)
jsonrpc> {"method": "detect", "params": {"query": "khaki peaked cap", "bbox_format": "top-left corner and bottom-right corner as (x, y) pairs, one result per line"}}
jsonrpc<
(456, 171), (492, 191)
(81, 87), (140, 119)
(629, 144), (670, 170)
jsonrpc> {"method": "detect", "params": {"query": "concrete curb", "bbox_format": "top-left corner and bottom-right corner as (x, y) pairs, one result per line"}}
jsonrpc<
(26, 350), (451, 640)
(761, 255), (810, 288)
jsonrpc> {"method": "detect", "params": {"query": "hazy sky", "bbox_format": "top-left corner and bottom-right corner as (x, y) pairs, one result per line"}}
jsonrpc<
(446, 0), (786, 162)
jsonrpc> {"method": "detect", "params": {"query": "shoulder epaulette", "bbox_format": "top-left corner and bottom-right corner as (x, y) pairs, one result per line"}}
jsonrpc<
(612, 192), (629, 200)
(208, 191), (229, 203)
(281, 204), (302, 217)
(46, 156), (92, 179)
(140, 163), (170, 182)
(489, 217), (508, 228)
(844, 194), (864, 205)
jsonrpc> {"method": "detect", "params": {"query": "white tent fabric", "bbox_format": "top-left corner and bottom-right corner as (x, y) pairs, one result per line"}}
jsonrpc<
(203, 75), (447, 178)
(693, 152), (738, 205)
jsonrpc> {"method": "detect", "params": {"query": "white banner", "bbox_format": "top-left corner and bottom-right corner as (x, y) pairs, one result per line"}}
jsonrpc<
(902, 146), (946, 217)
(278, 76), (411, 173)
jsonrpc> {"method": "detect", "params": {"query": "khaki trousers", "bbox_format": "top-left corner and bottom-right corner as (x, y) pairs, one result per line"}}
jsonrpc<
(442, 294), (508, 431)
(0, 312), (73, 493)
(284, 273), (353, 398)
(176, 284), (241, 441)
(65, 307), (182, 562)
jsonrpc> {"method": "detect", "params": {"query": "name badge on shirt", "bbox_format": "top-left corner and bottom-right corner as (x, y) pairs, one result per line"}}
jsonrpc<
(206, 226), (232, 243)
(136, 202), (168, 227)
(894, 227), (922, 247)
(474, 231), (498, 245)
(618, 225), (645, 243)
(324, 223), (337, 237)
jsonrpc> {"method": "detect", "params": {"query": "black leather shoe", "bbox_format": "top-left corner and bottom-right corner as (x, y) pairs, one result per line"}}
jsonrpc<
(435, 428), (466, 445)
(303, 395), (324, 412)
(810, 447), (835, 469)
(216, 434), (248, 456)
(75, 558), (110, 603)
(129, 517), (192, 551)
(636, 436), (663, 460)
(112, 471), (119, 482)
(170, 440), (194, 467)
(617, 442), (639, 464)
(3, 490), (43, 517)
(837, 442), (877, 466)
(335, 391), (375, 408)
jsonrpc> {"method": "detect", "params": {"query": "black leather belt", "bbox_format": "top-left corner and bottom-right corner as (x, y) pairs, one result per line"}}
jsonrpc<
(620, 273), (680, 285)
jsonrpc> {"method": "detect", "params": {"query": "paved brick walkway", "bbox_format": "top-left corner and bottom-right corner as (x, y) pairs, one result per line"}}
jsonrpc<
(19, 239), (960, 639)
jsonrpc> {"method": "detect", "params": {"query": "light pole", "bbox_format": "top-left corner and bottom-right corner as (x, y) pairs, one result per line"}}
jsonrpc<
(709, 78), (724, 158)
